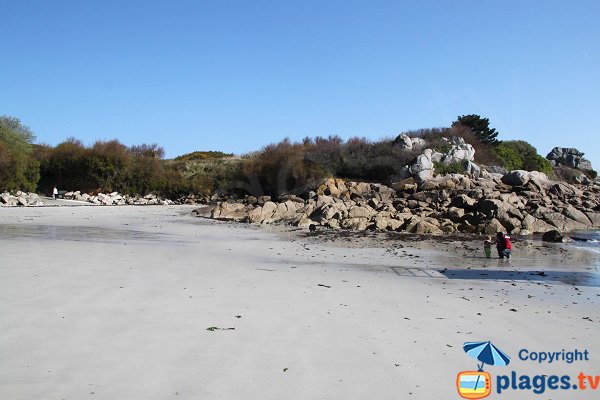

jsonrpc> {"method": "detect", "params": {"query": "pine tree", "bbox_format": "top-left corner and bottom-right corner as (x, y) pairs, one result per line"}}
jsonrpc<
(453, 114), (499, 145)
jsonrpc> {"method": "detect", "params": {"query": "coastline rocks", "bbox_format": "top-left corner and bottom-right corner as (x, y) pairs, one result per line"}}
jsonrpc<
(0, 189), (175, 207)
(197, 173), (600, 235)
(0, 192), (44, 207)
(211, 202), (250, 221)
(63, 191), (174, 206)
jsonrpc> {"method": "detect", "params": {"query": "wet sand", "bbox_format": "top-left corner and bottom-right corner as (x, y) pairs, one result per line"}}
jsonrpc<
(1, 206), (599, 399)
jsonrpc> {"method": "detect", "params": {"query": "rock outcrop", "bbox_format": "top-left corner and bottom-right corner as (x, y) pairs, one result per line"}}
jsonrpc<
(399, 137), (478, 183)
(547, 147), (594, 171)
(392, 134), (426, 150)
(197, 174), (600, 236)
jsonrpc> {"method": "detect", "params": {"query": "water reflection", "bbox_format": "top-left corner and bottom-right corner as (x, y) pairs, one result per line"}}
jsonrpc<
(0, 224), (166, 243)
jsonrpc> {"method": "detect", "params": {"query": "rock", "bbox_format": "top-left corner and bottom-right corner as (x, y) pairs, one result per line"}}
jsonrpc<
(257, 195), (271, 205)
(446, 207), (465, 221)
(574, 174), (591, 185)
(549, 182), (578, 197)
(463, 161), (481, 178)
(374, 215), (402, 231)
(483, 218), (505, 235)
(392, 134), (426, 150)
(348, 206), (372, 219)
(399, 137), (478, 183)
(260, 201), (278, 221)
(296, 217), (314, 228)
(317, 178), (349, 198)
(1, 192), (14, 204)
(442, 142), (475, 164)
(316, 195), (334, 208)
(411, 137), (426, 149)
(544, 213), (589, 232)
(245, 195), (258, 205)
(501, 170), (548, 187)
(278, 194), (304, 203)
(584, 212), (600, 227)
(410, 220), (443, 234)
(547, 147), (594, 171)
(483, 165), (508, 175)
(211, 202), (248, 221)
(562, 206), (591, 226)
(412, 151), (434, 174)
(542, 230), (564, 243)
(340, 217), (369, 231)
(392, 134), (413, 149)
(450, 194), (477, 209)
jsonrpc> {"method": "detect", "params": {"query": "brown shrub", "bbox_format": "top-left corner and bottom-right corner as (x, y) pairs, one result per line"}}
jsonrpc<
(242, 138), (327, 196)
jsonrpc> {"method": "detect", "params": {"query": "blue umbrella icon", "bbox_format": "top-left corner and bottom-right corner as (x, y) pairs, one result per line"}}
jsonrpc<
(464, 341), (511, 371)
(463, 341), (510, 393)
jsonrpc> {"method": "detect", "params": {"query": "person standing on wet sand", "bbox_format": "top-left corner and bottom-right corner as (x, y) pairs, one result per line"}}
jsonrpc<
(496, 232), (512, 259)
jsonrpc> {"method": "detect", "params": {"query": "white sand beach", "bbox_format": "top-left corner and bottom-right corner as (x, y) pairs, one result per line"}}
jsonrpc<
(1, 206), (599, 399)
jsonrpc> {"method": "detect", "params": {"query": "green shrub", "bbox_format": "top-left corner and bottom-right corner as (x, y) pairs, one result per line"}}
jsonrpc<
(433, 161), (465, 175)
(496, 140), (551, 173)
(174, 150), (234, 162)
(176, 157), (244, 195)
(496, 143), (523, 171)
(526, 155), (553, 174)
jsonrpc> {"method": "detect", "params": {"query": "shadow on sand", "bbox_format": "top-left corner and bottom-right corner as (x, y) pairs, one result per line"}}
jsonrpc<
(439, 268), (600, 287)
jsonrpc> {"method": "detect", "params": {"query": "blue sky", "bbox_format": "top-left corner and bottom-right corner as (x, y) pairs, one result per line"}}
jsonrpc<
(1, 0), (598, 167)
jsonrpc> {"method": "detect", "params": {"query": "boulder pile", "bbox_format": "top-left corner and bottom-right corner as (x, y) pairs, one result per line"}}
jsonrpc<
(63, 191), (174, 205)
(199, 173), (600, 235)
(399, 137), (479, 182)
(0, 191), (44, 207)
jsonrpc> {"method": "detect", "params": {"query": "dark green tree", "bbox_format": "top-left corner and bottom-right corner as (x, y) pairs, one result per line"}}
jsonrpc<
(452, 114), (499, 145)
(0, 116), (40, 191)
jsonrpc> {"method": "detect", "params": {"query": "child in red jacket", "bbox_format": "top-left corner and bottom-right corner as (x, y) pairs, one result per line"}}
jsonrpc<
(496, 232), (512, 259)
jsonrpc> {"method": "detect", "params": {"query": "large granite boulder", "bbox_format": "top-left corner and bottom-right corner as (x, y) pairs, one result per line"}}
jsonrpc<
(501, 170), (548, 187)
(392, 134), (426, 150)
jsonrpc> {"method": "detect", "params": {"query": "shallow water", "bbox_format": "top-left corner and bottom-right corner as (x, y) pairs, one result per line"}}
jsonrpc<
(0, 224), (167, 243)
(569, 230), (600, 253)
